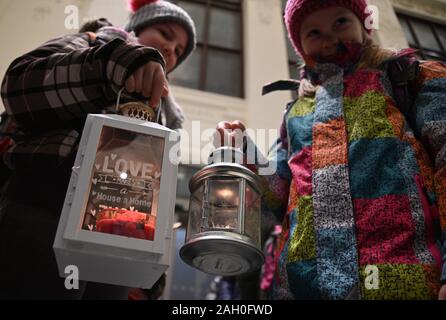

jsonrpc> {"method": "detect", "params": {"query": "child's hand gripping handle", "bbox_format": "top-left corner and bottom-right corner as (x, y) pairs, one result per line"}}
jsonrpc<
(124, 60), (169, 109)
(116, 88), (163, 123)
(118, 60), (168, 122)
(214, 121), (246, 151)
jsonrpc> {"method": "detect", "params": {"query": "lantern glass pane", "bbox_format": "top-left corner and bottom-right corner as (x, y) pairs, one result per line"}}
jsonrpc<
(203, 177), (241, 232)
(81, 126), (164, 241)
(187, 184), (204, 241)
(244, 183), (261, 247)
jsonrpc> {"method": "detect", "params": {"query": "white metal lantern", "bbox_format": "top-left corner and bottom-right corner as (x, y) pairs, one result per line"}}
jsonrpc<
(180, 147), (264, 276)
(53, 112), (179, 289)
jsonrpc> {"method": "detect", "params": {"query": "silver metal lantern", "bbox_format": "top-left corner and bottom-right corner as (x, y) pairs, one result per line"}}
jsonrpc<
(180, 147), (264, 276)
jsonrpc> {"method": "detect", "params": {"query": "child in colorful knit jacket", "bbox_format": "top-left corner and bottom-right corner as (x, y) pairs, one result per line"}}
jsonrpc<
(0, 0), (195, 299)
(216, 0), (446, 299)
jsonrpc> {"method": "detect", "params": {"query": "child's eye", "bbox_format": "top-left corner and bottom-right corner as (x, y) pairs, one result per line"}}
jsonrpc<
(307, 30), (320, 38)
(159, 28), (172, 40)
(335, 17), (349, 26)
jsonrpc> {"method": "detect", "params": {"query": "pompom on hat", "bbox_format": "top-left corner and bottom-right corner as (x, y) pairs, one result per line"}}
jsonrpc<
(284, 0), (371, 57)
(125, 0), (197, 68)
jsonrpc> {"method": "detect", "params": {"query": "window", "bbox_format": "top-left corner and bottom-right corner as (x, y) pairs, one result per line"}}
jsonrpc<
(168, 0), (244, 98)
(281, 0), (302, 98)
(281, 0), (302, 79)
(285, 29), (303, 80)
(397, 13), (446, 62)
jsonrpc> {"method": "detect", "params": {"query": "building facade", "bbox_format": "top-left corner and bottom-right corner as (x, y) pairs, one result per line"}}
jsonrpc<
(0, 0), (444, 299)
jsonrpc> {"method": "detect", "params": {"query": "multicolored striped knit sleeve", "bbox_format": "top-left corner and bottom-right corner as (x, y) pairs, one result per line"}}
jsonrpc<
(1, 32), (165, 133)
(245, 120), (292, 224)
(412, 60), (446, 283)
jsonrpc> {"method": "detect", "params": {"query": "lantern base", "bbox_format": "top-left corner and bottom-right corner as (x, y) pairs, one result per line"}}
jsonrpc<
(180, 232), (264, 276)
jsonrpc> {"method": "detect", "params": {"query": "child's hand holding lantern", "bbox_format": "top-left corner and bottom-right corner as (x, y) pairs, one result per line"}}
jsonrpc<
(124, 60), (169, 109)
(214, 121), (246, 150)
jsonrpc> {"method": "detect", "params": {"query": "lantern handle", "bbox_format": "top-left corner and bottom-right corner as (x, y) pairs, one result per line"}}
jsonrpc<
(155, 99), (162, 124)
(116, 87), (125, 111)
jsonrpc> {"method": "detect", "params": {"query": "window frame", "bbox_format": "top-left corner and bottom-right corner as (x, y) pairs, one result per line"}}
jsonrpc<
(397, 12), (446, 61)
(281, 0), (302, 81)
(170, 0), (245, 98)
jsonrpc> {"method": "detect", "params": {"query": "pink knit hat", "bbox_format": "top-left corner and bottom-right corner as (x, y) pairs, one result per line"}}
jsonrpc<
(284, 0), (371, 57)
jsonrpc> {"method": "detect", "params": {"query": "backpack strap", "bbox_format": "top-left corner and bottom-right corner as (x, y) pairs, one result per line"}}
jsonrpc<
(261, 79), (300, 96)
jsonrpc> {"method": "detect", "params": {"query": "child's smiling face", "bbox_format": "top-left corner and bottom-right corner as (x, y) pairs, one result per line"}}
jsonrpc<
(137, 22), (188, 73)
(299, 7), (365, 62)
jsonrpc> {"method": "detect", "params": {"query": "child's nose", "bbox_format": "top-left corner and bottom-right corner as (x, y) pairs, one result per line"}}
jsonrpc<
(321, 33), (339, 49)
(164, 44), (174, 56)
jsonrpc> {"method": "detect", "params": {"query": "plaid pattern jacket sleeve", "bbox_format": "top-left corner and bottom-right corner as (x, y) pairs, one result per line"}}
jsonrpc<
(1, 30), (165, 170)
(1, 31), (165, 132)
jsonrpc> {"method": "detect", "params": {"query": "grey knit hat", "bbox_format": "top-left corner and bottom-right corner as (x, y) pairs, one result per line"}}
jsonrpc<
(125, 0), (197, 69)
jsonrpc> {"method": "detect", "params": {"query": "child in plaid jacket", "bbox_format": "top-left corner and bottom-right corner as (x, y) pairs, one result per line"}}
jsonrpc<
(0, 0), (195, 299)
